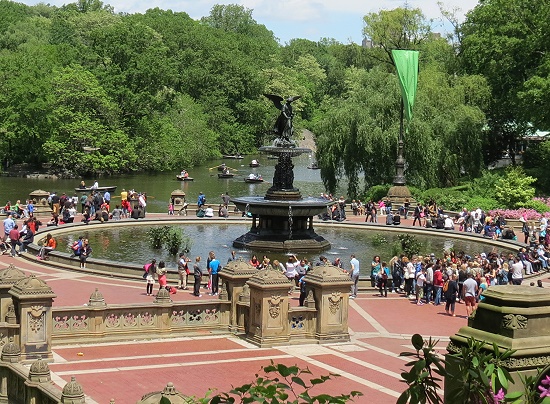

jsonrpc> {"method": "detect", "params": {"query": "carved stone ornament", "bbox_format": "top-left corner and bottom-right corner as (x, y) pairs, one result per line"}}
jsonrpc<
(29, 305), (45, 333)
(502, 314), (528, 330)
(0, 264), (26, 285)
(239, 284), (250, 302)
(9, 274), (56, 299)
(61, 376), (85, 403)
(328, 292), (342, 314)
(1, 337), (21, 363)
(29, 356), (51, 383)
(154, 288), (172, 304)
(268, 295), (281, 319)
(88, 288), (107, 307)
(5, 304), (16, 324)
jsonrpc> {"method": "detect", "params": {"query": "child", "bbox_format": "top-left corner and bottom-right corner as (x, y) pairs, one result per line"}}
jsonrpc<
(168, 202), (174, 215)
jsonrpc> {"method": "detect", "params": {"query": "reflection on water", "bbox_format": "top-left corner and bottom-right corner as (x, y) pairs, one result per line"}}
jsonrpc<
(56, 224), (514, 276)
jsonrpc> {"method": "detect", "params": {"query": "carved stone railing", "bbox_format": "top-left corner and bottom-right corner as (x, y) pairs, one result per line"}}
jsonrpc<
(288, 307), (317, 342)
(52, 300), (230, 344)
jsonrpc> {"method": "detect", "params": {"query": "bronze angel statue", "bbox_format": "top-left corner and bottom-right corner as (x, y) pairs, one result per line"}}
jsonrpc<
(264, 94), (301, 144)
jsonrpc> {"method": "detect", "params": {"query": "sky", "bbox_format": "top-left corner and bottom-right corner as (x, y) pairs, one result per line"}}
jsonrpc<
(21, 0), (481, 44)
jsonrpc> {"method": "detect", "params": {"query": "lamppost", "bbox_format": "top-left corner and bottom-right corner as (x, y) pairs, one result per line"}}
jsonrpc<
(388, 50), (419, 201)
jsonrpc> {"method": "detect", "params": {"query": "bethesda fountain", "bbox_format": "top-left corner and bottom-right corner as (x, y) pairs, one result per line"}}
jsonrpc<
(231, 94), (333, 252)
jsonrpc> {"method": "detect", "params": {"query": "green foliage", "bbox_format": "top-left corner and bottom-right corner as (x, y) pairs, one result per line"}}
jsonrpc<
(494, 167), (536, 208)
(397, 234), (422, 258)
(398, 334), (445, 404)
(187, 361), (362, 403)
(147, 226), (192, 255)
(447, 339), (515, 404)
(399, 334), (518, 404)
(463, 197), (501, 212)
(371, 234), (388, 246)
(524, 140), (550, 194)
(414, 188), (468, 211)
(363, 185), (391, 203)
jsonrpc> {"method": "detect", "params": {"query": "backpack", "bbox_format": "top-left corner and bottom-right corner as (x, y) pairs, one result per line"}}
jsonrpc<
(443, 281), (449, 292)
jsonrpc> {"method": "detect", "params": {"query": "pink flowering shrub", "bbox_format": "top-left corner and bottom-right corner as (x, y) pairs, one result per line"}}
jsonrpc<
(534, 197), (550, 207)
(489, 208), (550, 220)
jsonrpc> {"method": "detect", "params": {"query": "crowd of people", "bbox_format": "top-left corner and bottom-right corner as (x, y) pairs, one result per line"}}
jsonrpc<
(364, 249), (545, 316)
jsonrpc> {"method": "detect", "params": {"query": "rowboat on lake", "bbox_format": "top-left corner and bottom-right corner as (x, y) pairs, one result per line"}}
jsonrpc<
(74, 186), (117, 193)
(222, 154), (244, 160)
(244, 177), (264, 183)
(176, 175), (194, 181)
(218, 173), (235, 179)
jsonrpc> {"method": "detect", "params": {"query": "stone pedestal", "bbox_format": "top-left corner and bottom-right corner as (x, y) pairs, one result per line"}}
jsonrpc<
(170, 190), (187, 215)
(9, 275), (56, 362)
(218, 259), (257, 333)
(28, 190), (52, 214)
(305, 264), (352, 343)
(0, 265), (26, 323)
(445, 286), (550, 399)
(245, 268), (292, 347)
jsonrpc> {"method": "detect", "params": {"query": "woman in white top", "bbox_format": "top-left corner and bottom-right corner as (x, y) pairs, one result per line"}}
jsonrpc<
(285, 255), (299, 285)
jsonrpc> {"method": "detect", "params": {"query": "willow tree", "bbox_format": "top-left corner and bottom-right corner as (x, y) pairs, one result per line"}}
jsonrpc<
(314, 63), (488, 196)
(313, 7), (488, 197)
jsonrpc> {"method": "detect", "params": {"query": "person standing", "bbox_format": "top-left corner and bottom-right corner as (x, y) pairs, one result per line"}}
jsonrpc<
(8, 224), (22, 257)
(444, 274), (459, 316)
(177, 253), (190, 290)
(462, 272), (479, 316)
(144, 259), (157, 296)
(156, 261), (167, 290)
(79, 239), (92, 269)
(378, 262), (390, 297)
(412, 204), (423, 227)
(193, 256), (203, 297)
(511, 256), (524, 285)
(208, 253), (221, 296)
(433, 265), (444, 306)
(349, 254), (360, 299)
(3, 214), (15, 240)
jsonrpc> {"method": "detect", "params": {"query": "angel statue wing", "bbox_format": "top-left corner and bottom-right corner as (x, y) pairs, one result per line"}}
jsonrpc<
(286, 95), (301, 103)
(263, 94), (284, 110)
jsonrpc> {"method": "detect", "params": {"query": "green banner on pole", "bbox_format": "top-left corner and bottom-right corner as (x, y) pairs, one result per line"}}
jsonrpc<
(392, 50), (419, 123)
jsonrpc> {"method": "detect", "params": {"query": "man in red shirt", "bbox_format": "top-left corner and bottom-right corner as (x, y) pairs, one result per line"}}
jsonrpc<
(8, 224), (21, 257)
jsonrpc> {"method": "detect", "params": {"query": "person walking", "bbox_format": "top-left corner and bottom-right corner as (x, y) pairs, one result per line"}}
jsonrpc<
(144, 259), (157, 296)
(412, 204), (423, 227)
(193, 256), (203, 297)
(349, 254), (360, 299)
(8, 224), (22, 257)
(378, 262), (390, 297)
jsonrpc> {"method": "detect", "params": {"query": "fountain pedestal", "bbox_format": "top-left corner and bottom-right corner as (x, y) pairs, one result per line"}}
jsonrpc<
(232, 145), (332, 252)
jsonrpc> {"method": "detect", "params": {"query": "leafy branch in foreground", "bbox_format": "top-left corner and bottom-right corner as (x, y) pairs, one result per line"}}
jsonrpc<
(187, 361), (362, 404)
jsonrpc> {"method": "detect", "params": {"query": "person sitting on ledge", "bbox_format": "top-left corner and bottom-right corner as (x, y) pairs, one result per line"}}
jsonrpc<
(37, 233), (56, 260)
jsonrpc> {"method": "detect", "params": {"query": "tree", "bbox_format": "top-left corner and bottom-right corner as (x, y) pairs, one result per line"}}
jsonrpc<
(43, 64), (136, 175)
(494, 167), (536, 208)
(460, 0), (550, 164)
(363, 8), (432, 66)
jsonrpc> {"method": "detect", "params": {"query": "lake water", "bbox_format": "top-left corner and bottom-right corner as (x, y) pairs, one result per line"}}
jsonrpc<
(0, 154), (344, 212)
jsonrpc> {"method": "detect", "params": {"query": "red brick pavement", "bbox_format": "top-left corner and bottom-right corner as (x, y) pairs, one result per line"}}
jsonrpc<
(0, 213), (546, 403)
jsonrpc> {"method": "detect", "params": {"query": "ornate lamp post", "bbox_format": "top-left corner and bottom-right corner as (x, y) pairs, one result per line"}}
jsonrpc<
(387, 50), (419, 202)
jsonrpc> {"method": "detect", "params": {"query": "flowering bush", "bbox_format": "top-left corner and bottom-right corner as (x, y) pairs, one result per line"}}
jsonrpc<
(489, 208), (550, 221)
